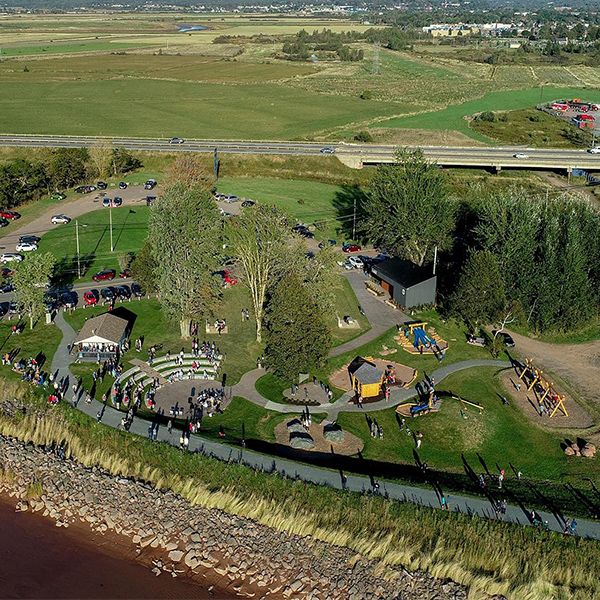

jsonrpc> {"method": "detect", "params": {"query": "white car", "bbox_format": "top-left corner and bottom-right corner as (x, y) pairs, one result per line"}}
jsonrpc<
(588, 147), (600, 154)
(513, 152), (529, 159)
(1, 253), (23, 263)
(348, 256), (364, 269)
(15, 242), (37, 252)
(51, 214), (71, 225)
(169, 137), (185, 144)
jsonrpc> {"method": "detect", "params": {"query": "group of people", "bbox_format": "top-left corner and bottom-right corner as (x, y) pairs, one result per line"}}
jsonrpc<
(186, 387), (226, 432)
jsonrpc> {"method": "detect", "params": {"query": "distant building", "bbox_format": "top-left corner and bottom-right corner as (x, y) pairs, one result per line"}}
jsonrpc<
(369, 258), (437, 309)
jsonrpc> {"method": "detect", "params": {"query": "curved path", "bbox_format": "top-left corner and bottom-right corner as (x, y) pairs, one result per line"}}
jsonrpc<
(49, 311), (600, 540)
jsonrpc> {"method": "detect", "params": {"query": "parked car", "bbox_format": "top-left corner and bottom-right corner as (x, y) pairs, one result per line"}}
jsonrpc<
(223, 195), (240, 203)
(0, 218), (9, 228)
(1, 268), (15, 278)
(119, 269), (131, 279)
(51, 214), (71, 225)
(492, 330), (515, 348)
(0, 282), (14, 293)
(1, 253), (23, 263)
(15, 242), (37, 252)
(144, 179), (157, 190)
(513, 152), (529, 159)
(342, 243), (361, 253)
(50, 192), (66, 201)
(113, 196), (123, 207)
(146, 195), (156, 206)
(131, 282), (144, 298)
(92, 269), (115, 282)
(97, 181), (108, 190)
(168, 137), (185, 144)
(348, 256), (364, 269)
(115, 284), (131, 299)
(241, 200), (255, 208)
(318, 239), (337, 249)
(0, 210), (20, 220)
(83, 290), (99, 306)
(8, 301), (20, 314)
(222, 270), (238, 286)
(100, 287), (115, 301)
(118, 182), (128, 190)
(102, 197), (111, 208)
(19, 235), (40, 244)
(60, 291), (78, 309)
(588, 147), (600, 154)
(320, 147), (335, 154)
(74, 185), (96, 194)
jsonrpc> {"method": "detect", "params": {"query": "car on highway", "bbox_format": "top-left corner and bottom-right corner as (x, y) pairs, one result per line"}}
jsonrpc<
(115, 284), (131, 299)
(74, 185), (96, 194)
(131, 282), (144, 298)
(0, 210), (20, 220)
(492, 330), (515, 348)
(60, 291), (78, 309)
(513, 152), (529, 159)
(83, 290), (99, 306)
(1, 253), (23, 263)
(51, 214), (71, 225)
(0, 218), (9, 228)
(50, 192), (66, 201)
(100, 287), (115, 302)
(320, 147), (335, 154)
(588, 147), (600, 154)
(19, 235), (40, 245)
(118, 181), (128, 190)
(342, 242), (361, 253)
(0, 282), (14, 293)
(241, 199), (256, 208)
(144, 179), (157, 190)
(169, 137), (185, 144)
(92, 269), (116, 282)
(15, 241), (37, 252)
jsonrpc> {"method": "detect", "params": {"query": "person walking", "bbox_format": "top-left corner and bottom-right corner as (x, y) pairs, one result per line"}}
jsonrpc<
(498, 469), (505, 489)
(416, 431), (423, 449)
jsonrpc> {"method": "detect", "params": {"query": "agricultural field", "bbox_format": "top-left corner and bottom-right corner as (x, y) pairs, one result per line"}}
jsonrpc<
(1, 13), (600, 142)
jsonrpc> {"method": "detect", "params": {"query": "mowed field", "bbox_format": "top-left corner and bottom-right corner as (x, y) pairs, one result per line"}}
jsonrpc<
(1, 13), (600, 141)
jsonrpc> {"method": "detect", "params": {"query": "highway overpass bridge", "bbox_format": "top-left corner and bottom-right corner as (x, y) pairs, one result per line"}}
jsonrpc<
(0, 134), (598, 173)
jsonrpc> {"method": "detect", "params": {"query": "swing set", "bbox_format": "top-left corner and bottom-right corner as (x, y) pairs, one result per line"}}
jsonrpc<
(518, 358), (568, 417)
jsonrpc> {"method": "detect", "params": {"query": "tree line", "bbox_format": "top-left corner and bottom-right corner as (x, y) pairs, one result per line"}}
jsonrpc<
(0, 146), (141, 210)
(356, 150), (600, 335)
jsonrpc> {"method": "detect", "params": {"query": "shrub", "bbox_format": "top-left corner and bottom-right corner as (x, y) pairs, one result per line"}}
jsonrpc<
(354, 131), (374, 142)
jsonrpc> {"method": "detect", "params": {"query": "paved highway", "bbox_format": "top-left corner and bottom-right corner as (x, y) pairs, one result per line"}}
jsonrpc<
(0, 134), (599, 171)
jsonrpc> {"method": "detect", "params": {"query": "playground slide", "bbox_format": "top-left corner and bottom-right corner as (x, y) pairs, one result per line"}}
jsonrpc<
(413, 327), (434, 349)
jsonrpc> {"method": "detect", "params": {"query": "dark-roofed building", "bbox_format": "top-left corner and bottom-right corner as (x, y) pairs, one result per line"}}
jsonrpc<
(73, 313), (129, 360)
(347, 356), (383, 398)
(370, 258), (436, 309)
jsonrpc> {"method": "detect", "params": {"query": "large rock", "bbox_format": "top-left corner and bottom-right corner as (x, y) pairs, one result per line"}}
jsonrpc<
(286, 419), (307, 434)
(168, 550), (184, 562)
(323, 423), (344, 443)
(289, 432), (315, 450)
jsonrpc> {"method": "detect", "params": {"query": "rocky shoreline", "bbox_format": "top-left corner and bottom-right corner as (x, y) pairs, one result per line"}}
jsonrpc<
(0, 433), (470, 600)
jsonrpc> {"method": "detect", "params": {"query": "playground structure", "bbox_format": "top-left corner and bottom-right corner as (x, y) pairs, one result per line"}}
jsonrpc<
(396, 390), (484, 418)
(347, 356), (417, 403)
(518, 358), (568, 417)
(396, 322), (448, 356)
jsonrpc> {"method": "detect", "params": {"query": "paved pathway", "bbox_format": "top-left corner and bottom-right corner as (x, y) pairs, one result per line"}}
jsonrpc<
(47, 311), (600, 540)
(329, 270), (403, 358)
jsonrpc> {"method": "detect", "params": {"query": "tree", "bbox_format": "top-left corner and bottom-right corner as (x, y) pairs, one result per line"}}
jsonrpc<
(130, 241), (156, 293)
(147, 183), (222, 338)
(88, 140), (114, 179)
(111, 148), (142, 175)
(164, 155), (214, 191)
(47, 148), (89, 189)
(227, 205), (289, 343)
(450, 251), (506, 328)
(12, 253), (55, 330)
(264, 272), (331, 382)
(362, 149), (456, 266)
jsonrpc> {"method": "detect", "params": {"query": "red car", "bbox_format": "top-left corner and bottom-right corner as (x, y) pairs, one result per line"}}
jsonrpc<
(92, 269), (115, 282)
(119, 269), (131, 279)
(223, 270), (238, 286)
(83, 290), (99, 306)
(0, 210), (20, 220)
(342, 243), (362, 253)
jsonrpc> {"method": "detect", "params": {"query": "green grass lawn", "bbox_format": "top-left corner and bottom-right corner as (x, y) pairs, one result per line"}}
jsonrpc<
(382, 87), (600, 142)
(38, 206), (150, 282)
(0, 320), (62, 383)
(330, 276), (370, 345)
(0, 41), (154, 56)
(0, 79), (403, 140)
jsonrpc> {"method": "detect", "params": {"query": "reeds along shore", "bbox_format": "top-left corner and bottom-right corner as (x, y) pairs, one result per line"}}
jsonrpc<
(0, 380), (598, 600)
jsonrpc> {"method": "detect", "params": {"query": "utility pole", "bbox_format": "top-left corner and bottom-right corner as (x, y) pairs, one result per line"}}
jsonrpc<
(433, 245), (438, 275)
(109, 206), (114, 252)
(352, 195), (357, 240)
(76, 220), (81, 279)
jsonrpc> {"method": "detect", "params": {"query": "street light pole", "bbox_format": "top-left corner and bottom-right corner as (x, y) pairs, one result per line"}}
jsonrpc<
(76, 220), (81, 279)
(109, 206), (114, 252)
(352, 196), (357, 240)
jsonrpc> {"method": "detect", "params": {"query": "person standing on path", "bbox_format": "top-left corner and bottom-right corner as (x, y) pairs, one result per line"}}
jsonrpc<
(416, 431), (423, 449)
(498, 469), (505, 489)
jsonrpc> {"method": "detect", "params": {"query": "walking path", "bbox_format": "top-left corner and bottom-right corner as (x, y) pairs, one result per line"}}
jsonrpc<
(48, 311), (600, 540)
